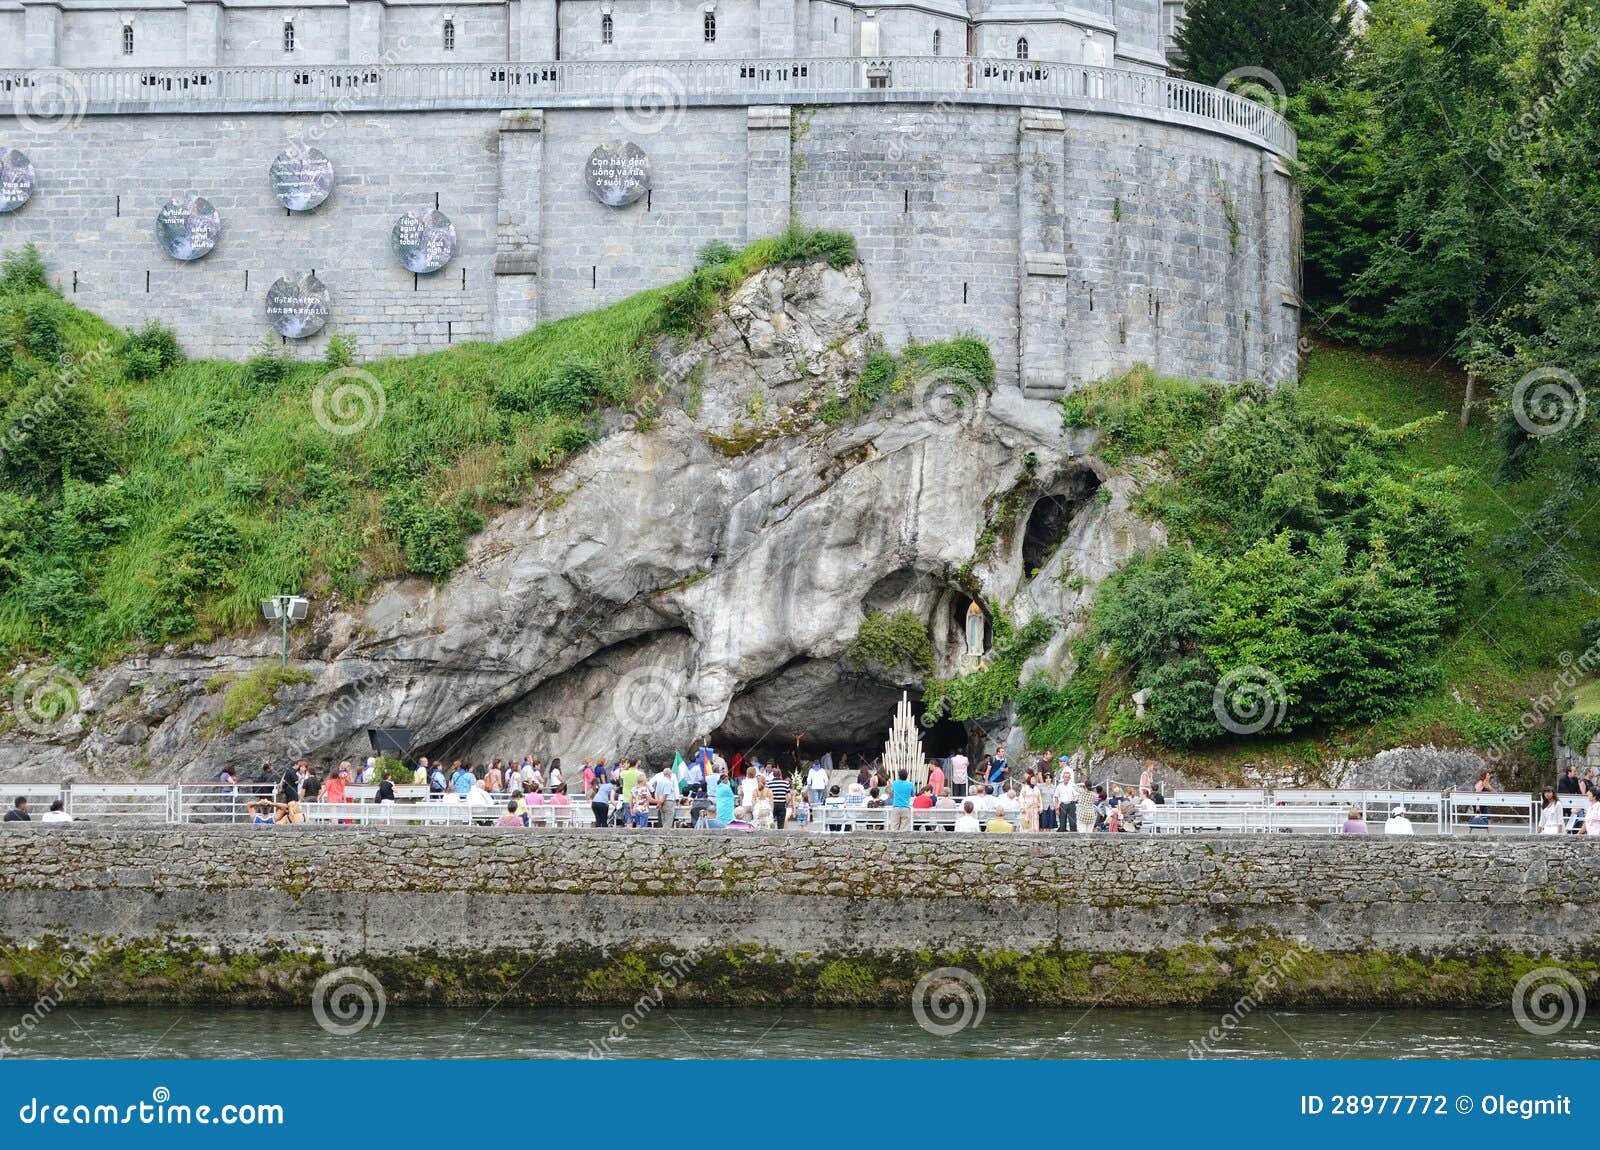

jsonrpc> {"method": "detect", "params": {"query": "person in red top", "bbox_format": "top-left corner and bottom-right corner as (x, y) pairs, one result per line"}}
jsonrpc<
(322, 768), (348, 805)
(911, 786), (936, 810)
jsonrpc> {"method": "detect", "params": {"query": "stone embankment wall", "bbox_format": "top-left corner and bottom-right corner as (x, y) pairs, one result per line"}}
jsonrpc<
(0, 827), (1594, 1008)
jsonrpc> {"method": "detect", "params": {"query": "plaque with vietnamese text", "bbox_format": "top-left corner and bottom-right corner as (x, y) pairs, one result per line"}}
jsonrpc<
(585, 141), (651, 208)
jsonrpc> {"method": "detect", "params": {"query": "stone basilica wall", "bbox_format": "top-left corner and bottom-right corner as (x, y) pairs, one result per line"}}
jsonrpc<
(0, 95), (1296, 390)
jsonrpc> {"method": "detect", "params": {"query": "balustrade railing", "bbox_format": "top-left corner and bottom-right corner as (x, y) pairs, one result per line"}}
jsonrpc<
(0, 57), (1295, 156)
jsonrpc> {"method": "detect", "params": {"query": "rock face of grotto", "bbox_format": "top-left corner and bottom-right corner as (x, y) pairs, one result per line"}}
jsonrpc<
(0, 260), (1164, 781)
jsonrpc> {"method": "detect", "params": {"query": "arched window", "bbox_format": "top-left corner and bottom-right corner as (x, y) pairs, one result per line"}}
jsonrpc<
(443, 19), (455, 50)
(122, 23), (134, 55)
(1016, 37), (1029, 60)
(283, 21), (296, 53)
(703, 10), (716, 42)
(601, 13), (613, 43)
(933, 29), (941, 55)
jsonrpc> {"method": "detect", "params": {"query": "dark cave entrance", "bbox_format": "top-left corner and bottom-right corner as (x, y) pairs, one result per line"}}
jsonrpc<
(706, 658), (978, 770)
(1021, 469), (1103, 575)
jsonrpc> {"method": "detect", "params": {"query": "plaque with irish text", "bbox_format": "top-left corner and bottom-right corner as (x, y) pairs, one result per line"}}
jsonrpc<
(391, 209), (457, 274)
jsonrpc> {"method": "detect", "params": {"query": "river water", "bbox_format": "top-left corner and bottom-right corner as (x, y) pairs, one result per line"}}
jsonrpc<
(7, 1006), (1594, 1059)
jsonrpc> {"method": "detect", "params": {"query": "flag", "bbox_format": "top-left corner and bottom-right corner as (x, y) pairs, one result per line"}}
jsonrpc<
(672, 751), (686, 781)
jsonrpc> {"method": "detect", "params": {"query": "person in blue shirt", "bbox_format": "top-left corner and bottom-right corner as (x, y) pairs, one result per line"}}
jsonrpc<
(887, 767), (916, 832)
(700, 774), (737, 828)
(451, 765), (473, 797)
(988, 753), (1008, 795)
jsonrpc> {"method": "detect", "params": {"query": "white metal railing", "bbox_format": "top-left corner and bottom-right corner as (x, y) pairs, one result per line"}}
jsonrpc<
(0, 57), (1296, 157)
(63, 784), (171, 823)
(1271, 789), (1449, 835)
(1159, 787), (1539, 836)
(1142, 804), (1346, 835)
(1, 781), (1566, 834)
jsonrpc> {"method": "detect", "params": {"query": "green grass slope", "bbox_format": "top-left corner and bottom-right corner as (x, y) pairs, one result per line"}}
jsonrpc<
(0, 230), (857, 671)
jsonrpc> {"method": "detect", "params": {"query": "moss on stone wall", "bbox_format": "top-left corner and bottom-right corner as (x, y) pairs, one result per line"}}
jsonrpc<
(3, 934), (1597, 1010)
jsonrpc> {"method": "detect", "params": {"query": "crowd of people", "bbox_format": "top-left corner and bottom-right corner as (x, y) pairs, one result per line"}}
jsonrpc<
(203, 744), (1159, 832)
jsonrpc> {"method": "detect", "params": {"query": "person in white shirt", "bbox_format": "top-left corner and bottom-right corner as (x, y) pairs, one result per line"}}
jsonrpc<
(1383, 805), (1414, 835)
(954, 800), (980, 833)
(972, 787), (996, 821)
(40, 799), (72, 823)
(949, 752), (970, 798)
(997, 787), (1022, 821)
(1585, 793), (1600, 836)
(1057, 758), (1079, 832)
(806, 762), (830, 811)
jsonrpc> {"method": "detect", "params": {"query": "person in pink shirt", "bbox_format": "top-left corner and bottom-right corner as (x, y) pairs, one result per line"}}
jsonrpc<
(928, 760), (946, 797)
(495, 800), (523, 827)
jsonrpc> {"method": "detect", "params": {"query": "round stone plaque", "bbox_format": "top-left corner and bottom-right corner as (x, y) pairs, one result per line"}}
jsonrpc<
(156, 195), (220, 261)
(0, 149), (35, 214)
(585, 141), (651, 208)
(265, 272), (330, 339)
(270, 145), (333, 212)
(390, 209), (457, 274)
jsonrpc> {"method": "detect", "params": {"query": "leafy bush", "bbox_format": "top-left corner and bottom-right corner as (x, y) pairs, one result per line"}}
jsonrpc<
(0, 376), (119, 489)
(382, 490), (469, 580)
(21, 296), (62, 363)
(769, 227), (857, 269)
(844, 610), (934, 676)
(54, 476), (130, 557)
(0, 245), (48, 295)
(218, 664), (314, 731)
(245, 342), (290, 388)
(695, 241), (737, 270)
(21, 565), (98, 628)
(323, 331), (355, 368)
(121, 322), (182, 378)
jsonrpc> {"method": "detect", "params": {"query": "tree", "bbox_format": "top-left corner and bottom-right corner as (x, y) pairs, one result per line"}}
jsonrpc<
(1174, 0), (1354, 93)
